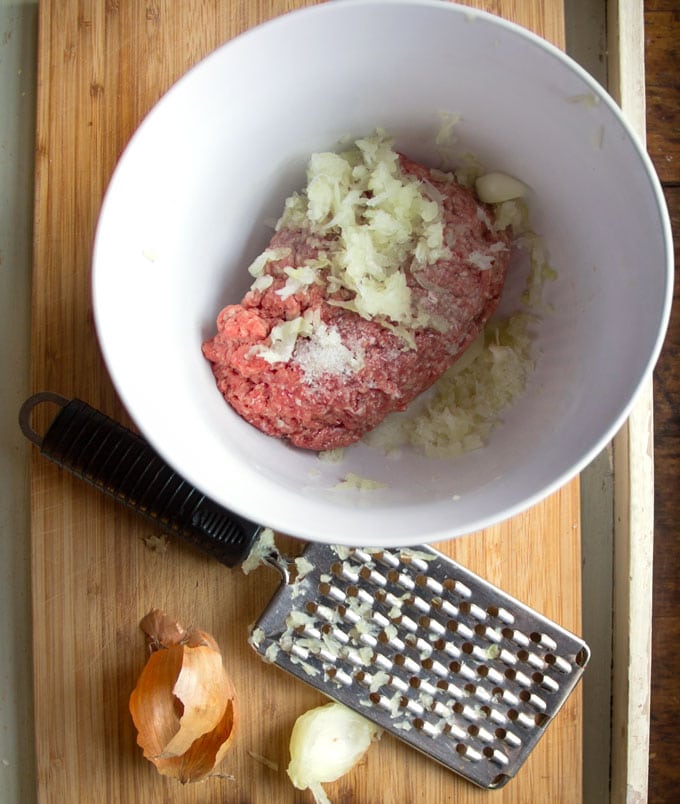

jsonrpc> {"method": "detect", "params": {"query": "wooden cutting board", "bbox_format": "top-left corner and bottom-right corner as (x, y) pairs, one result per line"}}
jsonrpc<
(29, 1), (582, 801)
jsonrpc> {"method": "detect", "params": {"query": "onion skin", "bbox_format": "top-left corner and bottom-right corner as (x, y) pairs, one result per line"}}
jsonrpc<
(129, 609), (238, 783)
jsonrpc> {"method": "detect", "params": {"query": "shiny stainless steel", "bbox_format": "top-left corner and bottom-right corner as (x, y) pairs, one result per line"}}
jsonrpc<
(250, 543), (590, 789)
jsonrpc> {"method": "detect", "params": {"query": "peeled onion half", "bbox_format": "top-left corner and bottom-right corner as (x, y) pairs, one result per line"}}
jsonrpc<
(287, 701), (382, 803)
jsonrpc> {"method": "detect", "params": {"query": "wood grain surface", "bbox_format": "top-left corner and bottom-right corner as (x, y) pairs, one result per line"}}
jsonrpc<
(29, 2), (584, 802)
(645, 1), (680, 800)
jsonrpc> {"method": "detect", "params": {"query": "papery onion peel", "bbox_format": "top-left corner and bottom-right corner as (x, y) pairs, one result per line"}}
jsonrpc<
(129, 608), (238, 783)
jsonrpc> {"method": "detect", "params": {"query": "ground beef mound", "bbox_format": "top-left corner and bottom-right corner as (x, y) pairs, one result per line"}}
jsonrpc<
(202, 155), (511, 451)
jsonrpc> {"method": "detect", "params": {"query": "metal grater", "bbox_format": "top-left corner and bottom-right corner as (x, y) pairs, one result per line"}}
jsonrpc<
(20, 393), (590, 790)
(251, 542), (589, 789)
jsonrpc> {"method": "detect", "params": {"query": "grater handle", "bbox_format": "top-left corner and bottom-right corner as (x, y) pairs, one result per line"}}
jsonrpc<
(19, 392), (261, 568)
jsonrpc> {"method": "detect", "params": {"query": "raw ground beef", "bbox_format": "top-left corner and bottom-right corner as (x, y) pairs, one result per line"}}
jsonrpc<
(202, 155), (511, 451)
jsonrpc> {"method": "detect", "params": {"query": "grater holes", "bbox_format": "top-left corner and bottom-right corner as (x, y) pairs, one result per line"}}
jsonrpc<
(531, 631), (558, 651)
(445, 619), (474, 641)
(544, 653), (572, 673)
(498, 648), (518, 667)
(455, 743), (483, 762)
(395, 653), (420, 674)
(462, 601), (488, 621)
(520, 690), (548, 712)
(397, 551), (426, 569)
(325, 666), (353, 686)
(534, 671), (559, 692)
(436, 639), (462, 660)
(449, 662), (477, 682)
(415, 573), (444, 595)
(375, 588), (388, 605)
(502, 627), (530, 647)
(442, 577), (472, 599)
(487, 605), (515, 625)
(514, 669), (533, 689)
(372, 549), (399, 569)
(357, 564), (388, 587)
(516, 711), (536, 730)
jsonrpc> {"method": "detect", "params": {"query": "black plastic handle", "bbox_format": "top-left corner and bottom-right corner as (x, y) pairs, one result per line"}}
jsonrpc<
(19, 393), (261, 568)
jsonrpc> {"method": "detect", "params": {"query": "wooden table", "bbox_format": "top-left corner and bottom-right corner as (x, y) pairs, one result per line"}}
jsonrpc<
(644, 3), (680, 801)
(29, 2), (583, 801)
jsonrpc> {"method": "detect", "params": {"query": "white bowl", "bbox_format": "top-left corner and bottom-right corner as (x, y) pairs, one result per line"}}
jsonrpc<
(92, 0), (673, 546)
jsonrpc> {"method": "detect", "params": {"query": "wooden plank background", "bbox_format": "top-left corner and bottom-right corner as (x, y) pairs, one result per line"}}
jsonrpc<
(29, 2), (584, 802)
(644, 1), (680, 800)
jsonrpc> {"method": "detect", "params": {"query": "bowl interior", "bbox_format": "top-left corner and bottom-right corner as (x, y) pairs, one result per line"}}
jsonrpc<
(92, 0), (672, 545)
